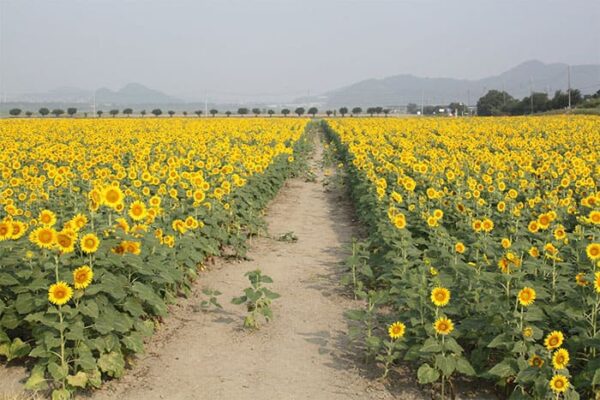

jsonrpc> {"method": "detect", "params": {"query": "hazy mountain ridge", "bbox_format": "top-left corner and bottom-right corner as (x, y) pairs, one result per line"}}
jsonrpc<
(296, 60), (600, 107)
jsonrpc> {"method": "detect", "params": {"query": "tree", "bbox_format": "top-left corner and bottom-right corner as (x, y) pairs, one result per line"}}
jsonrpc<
(352, 107), (362, 116)
(325, 110), (333, 117)
(123, 108), (133, 117)
(406, 103), (419, 114)
(308, 107), (318, 117)
(25, 111), (33, 117)
(366, 107), (375, 117)
(339, 107), (348, 117)
(476, 90), (514, 116)
(140, 110), (147, 117)
(182, 111), (188, 117)
(109, 109), (119, 117)
(39, 107), (50, 117)
(237, 108), (249, 116)
(67, 107), (77, 117)
(252, 108), (261, 117)
(97, 110), (104, 118)
(168, 110), (175, 117)
(374, 106), (383, 116)
(294, 107), (305, 117)
(194, 110), (203, 117)
(267, 109), (275, 117)
(383, 109), (390, 117)
(225, 111), (232, 117)
(51, 109), (65, 117)
(9, 108), (22, 117)
(448, 102), (467, 115)
(281, 108), (290, 117)
(210, 109), (218, 117)
(151, 109), (162, 117)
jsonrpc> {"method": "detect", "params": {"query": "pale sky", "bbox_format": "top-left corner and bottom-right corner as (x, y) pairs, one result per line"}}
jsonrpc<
(1, 0), (599, 102)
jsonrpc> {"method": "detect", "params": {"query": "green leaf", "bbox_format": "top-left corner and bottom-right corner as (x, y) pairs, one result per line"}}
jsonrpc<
(51, 388), (72, 400)
(67, 371), (88, 388)
(48, 362), (69, 381)
(435, 354), (456, 377)
(98, 351), (125, 378)
(231, 296), (247, 305)
(420, 337), (442, 353)
(455, 357), (476, 376)
(488, 359), (517, 378)
(417, 363), (440, 384)
(0, 273), (19, 286)
(25, 364), (48, 390)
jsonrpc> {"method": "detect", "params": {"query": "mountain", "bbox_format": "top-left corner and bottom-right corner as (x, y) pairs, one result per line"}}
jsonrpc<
(94, 83), (182, 105)
(8, 83), (182, 105)
(296, 60), (600, 107)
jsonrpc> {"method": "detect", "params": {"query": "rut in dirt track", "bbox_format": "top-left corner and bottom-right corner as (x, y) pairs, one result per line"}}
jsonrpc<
(93, 131), (422, 400)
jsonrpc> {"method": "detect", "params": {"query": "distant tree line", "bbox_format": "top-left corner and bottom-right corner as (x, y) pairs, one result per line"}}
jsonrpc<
(476, 88), (600, 116)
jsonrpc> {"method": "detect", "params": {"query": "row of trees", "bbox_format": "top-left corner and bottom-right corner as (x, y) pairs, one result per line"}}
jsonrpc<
(476, 88), (599, 116)
(7, 107), (321, 118)
(7, 106), (397, 118)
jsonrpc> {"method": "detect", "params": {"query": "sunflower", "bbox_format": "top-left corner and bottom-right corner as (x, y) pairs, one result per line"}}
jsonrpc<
(552, 348), (569, 370)
(528, 355), (544, 368)
(55, 230), (76, 253)
(115, 217), (130, 232)
(575, 272), (589, 287)
(522, 326), (533, 339)
(586, 243), (600, 261)
(393, 213), (406, 229)
(431, 287), (451, 307)
(537, 213), (551, 229)
(472, 219), (482, 232)
(501, 238), (511, 249)
(481, 218), (494, 232)
(455, 242), (466, 254)
(102, 186), (124, 208)
(48, 282), (73, 306)
(594, 272), (600, 293)
(193, 189), (206, 203)
(433, 209), (444, 219)
(433, 317), (454, 335)
(517, 287), (536, 307)
(123, 240), (141, 255)
(72, 213), (88, 230)
(544, 331), (564, 351)
(528, 221), (539, 233)
(29, 227), (57, 249)
(128, 200), (148, 221)
(10, 221), (27, 240)
(529, 246), (540, 258)
(80, 233), (100, 254)
(549, 374), (569, 394)
(553, 225), (566, 241)
(0, 221), (12, 240)
(589, 210), (600, 225)
(39, 209), (57, 227)
(496, 201), (506, 212)
(73, 265), (93, 289)
(426, 216), (438, 228)
(388, 321), (406, 340)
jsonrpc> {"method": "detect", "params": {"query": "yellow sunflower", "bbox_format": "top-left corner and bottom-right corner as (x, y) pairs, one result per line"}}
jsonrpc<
(0, 220), (13, 240)
(393, 213), (407, 229)
(544, 331), (564, 351)
(128, 200), (148, 221)
(517, 287), (536, 307)
(29, 227), (57, 249)
(481, 218), (494, 232)
(48, 282), (73, 306)
(528, 355), (544, 368)
(388, 321), (406, 340)
(552, 348), (569, 370)
(575, 272), (589, 287)
(73, 265), (94, 289)
(588, 210), (600, 225)
(55, 230), (76, 253)
(431, 287), (451, 307)
(455, 242), (466, 254)
(586, 243), (600, 261)
(80, 233), (100, 254)
(39, 209), (57, 227)
(594, 272), (600, 293)
(549, 374), (569, 394)
(102, 186), (124, 208)
(433, 317), (454, 335)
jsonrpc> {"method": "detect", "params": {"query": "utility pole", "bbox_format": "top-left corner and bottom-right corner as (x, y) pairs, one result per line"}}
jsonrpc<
(567, 65), (572, 109)
(529, 77), (534, 114)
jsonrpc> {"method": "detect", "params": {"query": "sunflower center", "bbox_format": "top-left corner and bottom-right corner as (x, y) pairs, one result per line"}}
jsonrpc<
(40, 231), (53, 243)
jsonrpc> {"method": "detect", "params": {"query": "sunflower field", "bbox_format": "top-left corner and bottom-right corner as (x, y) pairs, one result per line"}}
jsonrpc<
(0, 117), (309, 398)
(324, 116), (599, 399)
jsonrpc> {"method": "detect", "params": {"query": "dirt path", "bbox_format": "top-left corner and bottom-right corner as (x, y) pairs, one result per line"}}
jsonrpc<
(91, 132), (423, 400)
